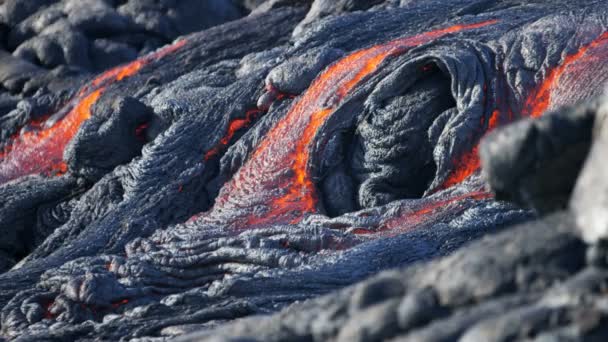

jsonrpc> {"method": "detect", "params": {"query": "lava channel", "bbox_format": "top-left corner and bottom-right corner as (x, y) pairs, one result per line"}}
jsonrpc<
(440, 31), (608, 188)
(0, 40), (187, 185)
(199, 20), (498, 228)
(439, 109), (501, 189)
(524, 31), (608, 117)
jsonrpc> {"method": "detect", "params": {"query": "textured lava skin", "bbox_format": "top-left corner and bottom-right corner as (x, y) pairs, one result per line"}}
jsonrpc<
(0, 0), (607, 340)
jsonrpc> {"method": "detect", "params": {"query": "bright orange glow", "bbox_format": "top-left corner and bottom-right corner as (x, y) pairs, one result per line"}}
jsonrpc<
(524, 32), (608, 118)
(440, 146), (481, 189)
(204, 20), (498, 227)
(443, 31), (608, 188)
(488, 109), (500, 129)
(0, 40), (187, 184)
(440, 109), (501, 188)
(0, 89), (103, 183)
(205, 109), (263, 161)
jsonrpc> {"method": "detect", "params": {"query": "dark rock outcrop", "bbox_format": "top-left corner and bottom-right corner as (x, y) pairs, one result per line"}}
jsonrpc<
(0, 0), (607, 341)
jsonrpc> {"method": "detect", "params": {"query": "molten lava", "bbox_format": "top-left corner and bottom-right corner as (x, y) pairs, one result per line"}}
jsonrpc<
(204, 109), (263, 161)
(524, 31), (608, 117)
(440, 109), (501, 189)
(442, 31), (608, 188)
(205, 20), (498, 228)
(0, 40), (187, 184)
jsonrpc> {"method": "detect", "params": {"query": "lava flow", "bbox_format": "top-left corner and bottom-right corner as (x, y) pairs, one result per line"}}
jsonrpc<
(203, 20), (498, 228)
(204, 109), (264, 161)
(524, 31), (608, 117)
(439, 31), (608, 188)
(0, 40), (187, 184)
(439, 109), (501, 189)
(353, 191), (492, 235)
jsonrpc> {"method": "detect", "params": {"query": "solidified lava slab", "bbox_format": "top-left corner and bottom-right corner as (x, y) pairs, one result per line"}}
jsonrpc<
(0, 1), (607, 341)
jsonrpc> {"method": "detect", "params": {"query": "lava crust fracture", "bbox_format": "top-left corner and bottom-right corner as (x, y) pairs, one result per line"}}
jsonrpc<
(0, 0), (607, 341)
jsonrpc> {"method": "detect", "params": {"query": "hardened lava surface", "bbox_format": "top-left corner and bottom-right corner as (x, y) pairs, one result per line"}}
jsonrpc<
(1, 0), (608, 340)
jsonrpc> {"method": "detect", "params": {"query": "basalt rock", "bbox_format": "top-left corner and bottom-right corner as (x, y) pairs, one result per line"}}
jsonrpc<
(190, 211), (595, 342)
(480, 100), (597, 214)
(195, 96), (608, 341)
(0, 0), (607, 341)
(0, 0), (247, 93)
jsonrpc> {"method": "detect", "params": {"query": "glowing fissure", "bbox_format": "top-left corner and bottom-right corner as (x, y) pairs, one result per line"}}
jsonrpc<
(0, 40), (187, 184)
(524, 31), (608, 117)
(441, 31), (608, 188)
(439, 109), (501, 189)
(203, 86), (296, 163)
(206, 20), (498, 227)
(202, 90), (295, 174)
(204, 109), (264, 161)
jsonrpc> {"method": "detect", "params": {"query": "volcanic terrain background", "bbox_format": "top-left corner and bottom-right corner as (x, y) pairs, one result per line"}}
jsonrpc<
(1, 0), (608, 341)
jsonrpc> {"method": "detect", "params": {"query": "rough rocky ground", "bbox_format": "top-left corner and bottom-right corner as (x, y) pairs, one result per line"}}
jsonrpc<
(191, 95), (608, 342)
(0, 0), (607, 341)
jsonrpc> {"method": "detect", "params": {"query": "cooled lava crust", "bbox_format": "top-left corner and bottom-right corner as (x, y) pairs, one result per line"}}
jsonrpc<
(0, 0), (607, 340)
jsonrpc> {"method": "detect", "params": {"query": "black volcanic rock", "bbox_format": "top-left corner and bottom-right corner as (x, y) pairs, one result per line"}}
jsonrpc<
(185, 212), (592, 341)
(192, 97), (608, 341)
(0, 0), (247, 93)
(0, 0), (607, 341)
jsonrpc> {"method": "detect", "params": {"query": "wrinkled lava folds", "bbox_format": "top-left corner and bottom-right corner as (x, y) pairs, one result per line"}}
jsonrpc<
(0, 40), (187, 184)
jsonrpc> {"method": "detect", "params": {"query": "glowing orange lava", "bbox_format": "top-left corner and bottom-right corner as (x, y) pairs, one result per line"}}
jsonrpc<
(206, 20), (498, 227)
(440, 109), (501, 189)
(204, 109), (263, 161)
(0, 40), (187, 184)
(442, 30), (608, 188)
(524, 32), (608, 117)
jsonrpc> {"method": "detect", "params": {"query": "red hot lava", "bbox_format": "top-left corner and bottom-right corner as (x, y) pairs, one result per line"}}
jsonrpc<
(203, 20), (498, 228)
(203, 86), (297, 163)
(524, 31), (608, 117)
(204, 109), (264, 161)
(441, 31), (608, 188)
(0, 40), (187, 184)
(439, 109), (501, 189)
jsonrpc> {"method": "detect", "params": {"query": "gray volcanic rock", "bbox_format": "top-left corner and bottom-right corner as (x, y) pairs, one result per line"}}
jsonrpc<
(0, 0), (248, 92)
(184, 212), (593, 341)
(0, 50), (45, 93)
(572, 99), (608, 244)
(0, 0), (607, 341)
(480, 101), (597, 214)
(193, 97), (608, 341)
(265, 47), (344, 95)
(293, 0), (385, 36)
